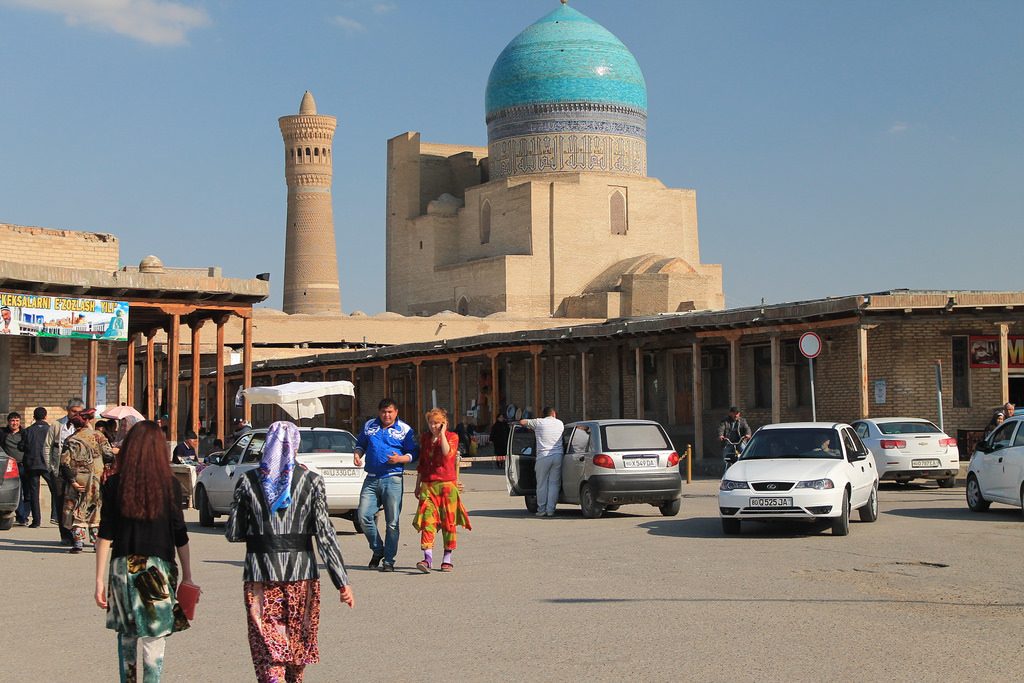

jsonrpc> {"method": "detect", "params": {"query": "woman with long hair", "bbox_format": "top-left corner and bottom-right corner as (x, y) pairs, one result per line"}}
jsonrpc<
(413, 407), (471, 572)
(94, 420), (196, 683)
(226, 421), (354, 683)
(60, 408), (113, 552)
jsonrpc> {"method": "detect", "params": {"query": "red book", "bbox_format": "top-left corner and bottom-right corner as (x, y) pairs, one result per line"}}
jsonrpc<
(176, 582), (200, 621)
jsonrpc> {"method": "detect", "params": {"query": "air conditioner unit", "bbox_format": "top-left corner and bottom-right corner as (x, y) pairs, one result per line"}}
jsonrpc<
(33, 337), (71, 356)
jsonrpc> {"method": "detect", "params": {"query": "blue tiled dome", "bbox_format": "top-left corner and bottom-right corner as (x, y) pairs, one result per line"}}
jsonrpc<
(485, 4), (647, 115)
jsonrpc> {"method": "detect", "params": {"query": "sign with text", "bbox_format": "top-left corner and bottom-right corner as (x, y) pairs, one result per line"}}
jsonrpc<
(969, 336), (1024, 369)
(0, 292), (129, 341)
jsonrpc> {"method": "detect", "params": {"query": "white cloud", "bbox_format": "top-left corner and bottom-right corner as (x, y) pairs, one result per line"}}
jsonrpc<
(330, 14), (365, 34)
(2, 0), (210, 46)
(888, 121), (909, 135)
(372, 2), (396, 13)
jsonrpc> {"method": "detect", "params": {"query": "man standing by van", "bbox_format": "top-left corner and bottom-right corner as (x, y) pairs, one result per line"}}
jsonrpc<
(520, 407), (564, 518)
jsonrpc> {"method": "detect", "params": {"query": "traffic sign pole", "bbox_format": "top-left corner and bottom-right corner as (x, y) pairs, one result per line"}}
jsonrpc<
(799, 332), (822, 422)
(809, 356), (817, 422)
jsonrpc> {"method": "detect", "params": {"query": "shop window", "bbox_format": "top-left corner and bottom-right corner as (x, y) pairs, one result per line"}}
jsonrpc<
(952, 336), (970, 407)
(752, 346), (772, 409)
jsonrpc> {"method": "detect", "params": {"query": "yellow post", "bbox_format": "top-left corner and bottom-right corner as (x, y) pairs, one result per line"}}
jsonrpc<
(685, 444), (692, 484)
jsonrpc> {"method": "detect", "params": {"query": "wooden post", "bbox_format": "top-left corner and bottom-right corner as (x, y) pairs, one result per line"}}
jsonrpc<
(167, 314), (180, 440)
(489, 352), (499, 425)
(450, 359), (459, 416)
(383, 364), (390, 399)
(86, 339), (98, 408)
(857, 326), (870, 419)
(242, 315), (253, 424)
(691, 341), (703, 461)
(532, 349), (542, 416)
(146, 329), (157, 419)
(729, 335), (740, 409)
(350, 368), (358, 431)
(126, 333), (137, 409)
(414, 361), (423, 432)
(998, 322), (1010, 405)
(190, 320), (205, 435)
(634, 346), (643, 419)
(770, 334), (782, 424)
(215, 316), (227, 445)
(580, 349), (588, 421)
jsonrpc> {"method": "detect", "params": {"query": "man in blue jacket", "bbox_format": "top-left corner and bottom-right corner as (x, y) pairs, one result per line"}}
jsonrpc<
(354, 398), (418, 572)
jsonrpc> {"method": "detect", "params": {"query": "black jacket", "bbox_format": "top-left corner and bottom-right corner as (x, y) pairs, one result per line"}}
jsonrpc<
(20, 422), (50, 473)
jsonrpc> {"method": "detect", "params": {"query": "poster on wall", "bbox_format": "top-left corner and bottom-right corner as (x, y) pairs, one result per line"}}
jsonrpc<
(82, 375), (108, 412)
(0, 292), (129, 341)
(969, 336), (1024, 369)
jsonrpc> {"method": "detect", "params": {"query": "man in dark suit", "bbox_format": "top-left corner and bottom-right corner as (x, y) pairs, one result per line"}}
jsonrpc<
(19, 407), (51, 528)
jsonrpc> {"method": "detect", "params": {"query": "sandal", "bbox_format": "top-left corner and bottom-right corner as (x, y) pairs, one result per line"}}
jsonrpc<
(415, 560), (431, 573)
(441, 562), (453, 572)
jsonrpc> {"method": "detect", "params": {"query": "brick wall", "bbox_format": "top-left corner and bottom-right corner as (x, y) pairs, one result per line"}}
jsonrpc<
(5, 336), (120, 419)
(0, 224), (119, 271)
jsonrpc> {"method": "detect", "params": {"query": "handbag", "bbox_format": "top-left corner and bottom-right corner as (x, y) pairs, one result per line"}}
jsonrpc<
(176, 581), (200, 621)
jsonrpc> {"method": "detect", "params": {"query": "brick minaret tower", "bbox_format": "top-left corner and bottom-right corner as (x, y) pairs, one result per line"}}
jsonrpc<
(279, 91), (341, 314)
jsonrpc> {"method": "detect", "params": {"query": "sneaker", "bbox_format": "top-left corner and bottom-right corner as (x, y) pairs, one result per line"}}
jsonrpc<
(368, 553), (384, 569)
(379, 563), (396, 572)
(535, 511), (546, 517)
(28, 523), (40, 528)
(69, 544), (83, 554)
(15, 520), (27, 527)
(545, 511), (556, 517)
(50, 518), (59, 525)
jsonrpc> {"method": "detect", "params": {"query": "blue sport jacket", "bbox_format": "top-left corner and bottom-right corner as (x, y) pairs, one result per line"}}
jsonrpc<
(355, 418), (419, 478)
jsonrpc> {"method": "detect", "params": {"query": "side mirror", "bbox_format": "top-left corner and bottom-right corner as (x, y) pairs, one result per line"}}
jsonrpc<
(849, 451), (868, 462)
(976, 441), (992, 454)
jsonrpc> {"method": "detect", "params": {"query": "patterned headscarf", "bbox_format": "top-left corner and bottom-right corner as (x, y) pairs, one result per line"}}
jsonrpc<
(69, 408), (95, 429)
(260, 421), (299, 512)
(114, 415), (140, 447)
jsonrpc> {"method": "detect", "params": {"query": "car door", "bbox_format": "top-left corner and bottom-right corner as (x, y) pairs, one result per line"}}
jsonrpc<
(235, 431), (266, 485)
(561, 424), (592, 504)
(842, 427), (874, 506)
(205, 434), (251, 510)
(505, 425), (537, 496)
(1004, 425), (1024, 506)
(978, 422), (1016, 501)
(851, 421), (877, 457)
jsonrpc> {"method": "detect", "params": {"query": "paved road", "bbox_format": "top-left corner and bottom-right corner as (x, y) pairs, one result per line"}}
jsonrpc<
(2, 469), (1022, 682)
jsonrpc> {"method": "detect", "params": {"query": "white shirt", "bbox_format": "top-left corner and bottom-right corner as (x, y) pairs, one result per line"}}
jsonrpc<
(524, 416), (565, 458)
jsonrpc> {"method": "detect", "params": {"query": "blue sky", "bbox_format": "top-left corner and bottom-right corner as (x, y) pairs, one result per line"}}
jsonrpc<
(1, 0), (1020, 312)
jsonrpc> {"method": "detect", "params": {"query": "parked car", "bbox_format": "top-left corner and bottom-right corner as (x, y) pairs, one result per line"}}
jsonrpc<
(505, 419), (682, 518)
(194, 427), (365, 530)
(966, 416), (1024, 514)
(851, 417), (958, 487)
(0, 454), (20, 530)
(718, 422), (879, 536)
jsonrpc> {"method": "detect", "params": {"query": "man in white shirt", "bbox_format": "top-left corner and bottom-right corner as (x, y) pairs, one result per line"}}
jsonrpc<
(519, 407), (564, 517)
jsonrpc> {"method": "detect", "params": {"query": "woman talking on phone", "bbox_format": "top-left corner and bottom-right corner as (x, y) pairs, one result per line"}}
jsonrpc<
(94, 420), (196, 682)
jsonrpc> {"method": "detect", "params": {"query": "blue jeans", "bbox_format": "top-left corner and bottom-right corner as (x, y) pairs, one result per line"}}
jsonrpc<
(358, 475), (403, 565)
(535, 455), (562, 514)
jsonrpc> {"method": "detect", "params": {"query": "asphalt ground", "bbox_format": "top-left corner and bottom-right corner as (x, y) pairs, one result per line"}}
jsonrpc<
(2, 468), (1022, 682)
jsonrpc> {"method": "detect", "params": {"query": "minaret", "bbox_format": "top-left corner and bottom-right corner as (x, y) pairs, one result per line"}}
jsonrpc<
(279, 91), (341, 314)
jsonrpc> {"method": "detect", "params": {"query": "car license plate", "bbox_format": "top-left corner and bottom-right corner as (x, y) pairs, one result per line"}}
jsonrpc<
(321, 468), (361, 477)
(911, 459), (940, 468)
(623, 456), (658, 468)
(749, 497), (793, 508)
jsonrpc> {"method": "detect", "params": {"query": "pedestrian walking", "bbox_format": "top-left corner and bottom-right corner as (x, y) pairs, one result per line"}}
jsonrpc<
(489, 412), (510, 468)
(353, 398), (418, 571)
(46, 398), (84, 543)
(413, 408), (471, 573)
(519, 407), (565, 517)
(94, 421), (196, 683)
(59, 408), (113, 553)
(1, 411), (26, 525)
(19, 407), (51, 528)
(226, 421), (354, 683)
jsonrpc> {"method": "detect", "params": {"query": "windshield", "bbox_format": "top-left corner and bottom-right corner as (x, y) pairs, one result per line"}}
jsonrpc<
(299, 431), (356, 454)
(877, 421), (940, 435)
(741, 428), (843, 460)
(601, 423), (671, 451)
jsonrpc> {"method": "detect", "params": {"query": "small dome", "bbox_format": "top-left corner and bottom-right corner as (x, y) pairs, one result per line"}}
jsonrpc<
(299, 91), (317, 115)
(139, 255), (164, 273)
(485, 4), (647, 115)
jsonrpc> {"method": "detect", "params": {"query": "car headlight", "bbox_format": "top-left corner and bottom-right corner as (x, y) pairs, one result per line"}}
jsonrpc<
(795, 478), (835, 490)
(719, 479), (749, 491)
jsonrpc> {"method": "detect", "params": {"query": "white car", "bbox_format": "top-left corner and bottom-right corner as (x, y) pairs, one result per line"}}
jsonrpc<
(194, 427), (365, 531)
(719, 422), (879, 536)
(851, 417), (959, 487)
(966, 416), (1024, 514)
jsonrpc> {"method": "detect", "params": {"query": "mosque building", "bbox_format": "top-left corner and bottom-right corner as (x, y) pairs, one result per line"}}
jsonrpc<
(386, 2), (725, 319)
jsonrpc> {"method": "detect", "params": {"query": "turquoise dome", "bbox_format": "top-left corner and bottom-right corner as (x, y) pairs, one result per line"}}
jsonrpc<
(485, 4), (647, 115)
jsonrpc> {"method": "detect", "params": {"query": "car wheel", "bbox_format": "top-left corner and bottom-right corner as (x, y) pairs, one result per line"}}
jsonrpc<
(0, 511), (13, 531)
(858, 485), (878, 522)
(832, 489), (850, 536)
(659, 499), (681, 517)
(721, 518), (741, 535)
(937, 476), (956, 489)
(1019, 484), (1024, 518)
(524, 495), (538, 514)
(965, 474), (990, 512)
(196, 487), (215, 528)
(579, 482), (604, 519)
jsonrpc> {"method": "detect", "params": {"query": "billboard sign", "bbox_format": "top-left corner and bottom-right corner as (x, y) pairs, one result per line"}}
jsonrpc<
(0, 292), (129, 341)
(969, 335), (1024, 369)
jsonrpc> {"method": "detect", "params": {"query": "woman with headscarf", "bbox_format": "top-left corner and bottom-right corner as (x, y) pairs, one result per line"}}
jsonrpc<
(413, 407), (471, 573)
(226, 421), (354, 683)
(94, 420), (196, 682)
(60, 408), (113, 553)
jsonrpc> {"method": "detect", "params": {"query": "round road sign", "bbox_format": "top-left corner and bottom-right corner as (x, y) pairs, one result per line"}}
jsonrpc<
(799, 332), (822, 359)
